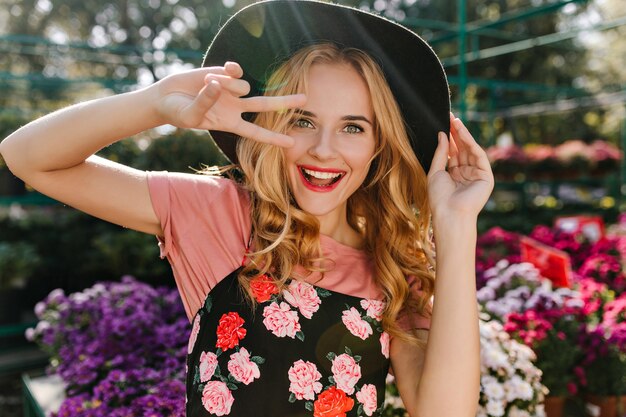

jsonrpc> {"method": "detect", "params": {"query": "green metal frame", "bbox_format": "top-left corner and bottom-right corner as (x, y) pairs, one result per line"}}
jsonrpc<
(0, 0), (623, 206)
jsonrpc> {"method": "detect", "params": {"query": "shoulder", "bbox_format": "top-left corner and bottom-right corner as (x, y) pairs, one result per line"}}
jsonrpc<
(147, 171), (250, 207)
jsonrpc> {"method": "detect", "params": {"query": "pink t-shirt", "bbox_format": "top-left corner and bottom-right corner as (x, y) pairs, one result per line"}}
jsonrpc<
(146, 170), (431, 333)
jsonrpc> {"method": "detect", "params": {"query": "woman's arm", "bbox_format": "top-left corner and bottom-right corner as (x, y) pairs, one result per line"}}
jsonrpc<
(390, 217), (480, 417)
(391, 115), (493, 417)
(0, 63), (304, 235)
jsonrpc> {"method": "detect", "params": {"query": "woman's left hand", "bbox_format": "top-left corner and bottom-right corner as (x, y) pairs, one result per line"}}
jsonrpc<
(427, 113), (495, 221)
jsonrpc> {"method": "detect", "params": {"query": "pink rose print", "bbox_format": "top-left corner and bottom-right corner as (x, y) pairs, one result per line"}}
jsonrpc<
(380, 331), (390, 359)
(188, 314), (201, 354)
(356, 384), (378, 416)
(201, 381), (234, 416)
(263, 301), (301, 338)
(360, 299), (386, 321)
(342, 307), (373, 340)
(199, 351), (219, 382)
(227, 347), (260, 385)
(283, 280), (321, 319)
(331, 353), (362, 395)
(288, 360), (323, 400)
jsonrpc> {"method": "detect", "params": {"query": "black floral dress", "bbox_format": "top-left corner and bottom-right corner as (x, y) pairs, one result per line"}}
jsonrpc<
(185, 268), (391, 417)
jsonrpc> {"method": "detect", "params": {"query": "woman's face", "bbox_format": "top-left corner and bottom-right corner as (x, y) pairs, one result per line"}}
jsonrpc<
(283, 62), (376, 231)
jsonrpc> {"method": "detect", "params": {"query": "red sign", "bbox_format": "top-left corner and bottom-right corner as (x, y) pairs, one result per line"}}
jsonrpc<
(554, 215), (605, 243)
(520, 236), (573, 288)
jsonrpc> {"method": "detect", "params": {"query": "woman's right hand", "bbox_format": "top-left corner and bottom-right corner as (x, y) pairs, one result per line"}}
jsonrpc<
(151, 62), (306, 148)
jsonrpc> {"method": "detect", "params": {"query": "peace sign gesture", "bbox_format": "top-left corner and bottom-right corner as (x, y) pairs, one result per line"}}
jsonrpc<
(427, 113), (495, 221)
(152, 61), (306, 148)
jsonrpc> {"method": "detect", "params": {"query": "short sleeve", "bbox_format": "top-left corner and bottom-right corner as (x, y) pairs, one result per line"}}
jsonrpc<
(146, 171), (251, 321)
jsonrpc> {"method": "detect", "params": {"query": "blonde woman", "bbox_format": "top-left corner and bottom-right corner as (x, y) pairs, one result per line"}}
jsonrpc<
(0, 1), (493, 416)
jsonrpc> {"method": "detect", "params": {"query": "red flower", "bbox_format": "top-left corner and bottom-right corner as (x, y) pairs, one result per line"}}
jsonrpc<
(250, 274), (279, 303)
(216, 312), (246, 351)
(313, 386), (354, 417)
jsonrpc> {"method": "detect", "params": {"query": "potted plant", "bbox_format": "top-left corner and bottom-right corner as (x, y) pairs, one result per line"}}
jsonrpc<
(0, 241), (41, 324)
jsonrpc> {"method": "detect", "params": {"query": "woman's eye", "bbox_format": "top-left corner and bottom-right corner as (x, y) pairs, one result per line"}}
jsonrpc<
(344, 124), (363, 134)
(294, 118), (313, 129)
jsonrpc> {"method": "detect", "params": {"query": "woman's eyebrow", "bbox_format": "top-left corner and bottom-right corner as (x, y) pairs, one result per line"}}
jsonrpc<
(295, 109), (372, 125)
(342, 115), (372, 125)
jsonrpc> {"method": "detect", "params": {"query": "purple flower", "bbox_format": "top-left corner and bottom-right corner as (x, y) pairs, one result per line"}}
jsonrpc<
(31, 277), (189, 417)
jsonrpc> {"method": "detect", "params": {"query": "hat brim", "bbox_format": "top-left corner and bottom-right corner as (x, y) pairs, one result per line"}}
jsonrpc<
(202, 0), (450, 173)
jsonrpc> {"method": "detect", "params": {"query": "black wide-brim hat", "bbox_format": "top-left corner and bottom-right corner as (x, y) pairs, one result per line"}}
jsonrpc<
(202, 0), (450, 173)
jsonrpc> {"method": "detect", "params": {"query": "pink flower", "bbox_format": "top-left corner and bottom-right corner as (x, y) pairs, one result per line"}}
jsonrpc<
(188, 314), (201, 354)
(263, 302), (301, 338)
(342, 307), (373, 340)
(199, 351), (219, 382)
(379, 332), (390, 359)
(288, 360), (323, 400)
(356, 384), (378, 416)
(227, 347), (260, 385)
(283, 280), (321, 319)
(360, 299), (385, 321)
(201, 381), (234, 416)
(331, 353), (361, 395)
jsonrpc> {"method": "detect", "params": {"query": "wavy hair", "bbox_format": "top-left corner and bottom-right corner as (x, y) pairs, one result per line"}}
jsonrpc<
(204, 43), (435, 347)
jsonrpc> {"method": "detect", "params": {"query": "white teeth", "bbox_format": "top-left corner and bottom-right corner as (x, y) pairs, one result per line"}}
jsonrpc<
(302, 168), (342, 180)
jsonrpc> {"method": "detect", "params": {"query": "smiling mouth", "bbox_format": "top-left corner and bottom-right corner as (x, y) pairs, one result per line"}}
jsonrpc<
(299, 167), (345, 188)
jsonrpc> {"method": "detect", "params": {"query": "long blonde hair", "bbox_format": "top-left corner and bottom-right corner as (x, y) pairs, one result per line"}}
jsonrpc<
(206, 43), (435, 347)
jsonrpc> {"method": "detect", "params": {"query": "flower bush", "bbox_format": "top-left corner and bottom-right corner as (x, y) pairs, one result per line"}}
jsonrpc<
(503, 305), (584, 397)
(26, 276), (189, 417)
(382, 316), (548, 417)
(476, 228), (522, 289)
(578, 253), (626, 294)
(476, 258), (585, 398)
(575, 292), (626, 396)
(529, 225), (594, 270)
(485, 139), (622, 180)
(477, 260), (580, 323)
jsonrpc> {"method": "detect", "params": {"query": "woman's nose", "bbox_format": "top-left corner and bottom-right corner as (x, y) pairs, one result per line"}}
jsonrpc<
(308, 129), (337, 160)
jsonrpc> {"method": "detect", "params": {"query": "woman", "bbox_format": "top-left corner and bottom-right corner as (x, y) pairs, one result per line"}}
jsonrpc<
(0, 1), (493, 416)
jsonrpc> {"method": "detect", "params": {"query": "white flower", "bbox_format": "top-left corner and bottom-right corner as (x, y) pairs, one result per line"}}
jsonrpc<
(508, 406), (532, 417)
(485, 399), (505, 416)
(482, 379), (505, 400)
(504, 375), (534, 402)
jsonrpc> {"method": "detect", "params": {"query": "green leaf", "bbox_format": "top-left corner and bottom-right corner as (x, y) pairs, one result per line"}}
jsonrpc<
(357, 403), (364, 416)
(250, 355), (266, 364)
(345, 346), (353, 356)
(214, 364), (222, 377)
(228, 374), (237, 384)
(289, 392), (296, 403)
(328, 376), (335, 384)
(305, 401), (314, 411)
(197, 383), (205, 392)
(204, 296), (213, 313)
(296, 331), (305, 342)
(326, 352), (337, 361)
(216, 348), (223, 357)
(316, 288), (332, 298)
(193, 366), (201, 384)
(354, 355), (362, 362)
(227, 383), (238, 390)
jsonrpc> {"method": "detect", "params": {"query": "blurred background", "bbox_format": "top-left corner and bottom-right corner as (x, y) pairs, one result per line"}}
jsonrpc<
(0, 0), (624, 416)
